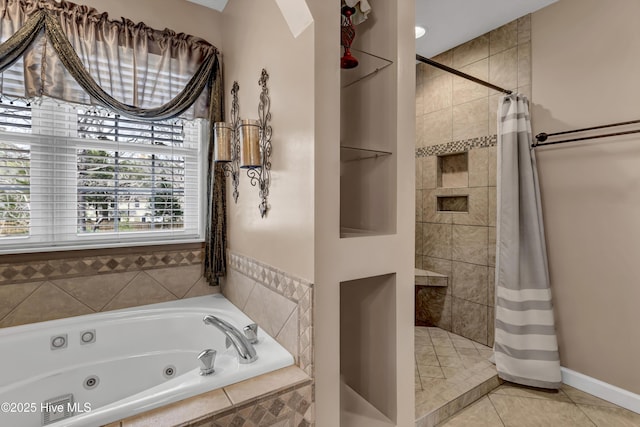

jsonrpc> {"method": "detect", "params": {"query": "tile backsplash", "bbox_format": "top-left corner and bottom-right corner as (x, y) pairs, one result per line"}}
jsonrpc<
(0, 244), (218, 328)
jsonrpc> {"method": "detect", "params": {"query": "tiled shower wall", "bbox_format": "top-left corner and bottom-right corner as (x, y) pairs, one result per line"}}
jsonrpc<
(415, 17), (531, 346)
(0, 244), (217, 328)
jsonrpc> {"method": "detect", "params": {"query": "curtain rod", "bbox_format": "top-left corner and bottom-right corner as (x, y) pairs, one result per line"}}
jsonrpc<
(416, 54), (512, 95)
(533, 119), (640, 147)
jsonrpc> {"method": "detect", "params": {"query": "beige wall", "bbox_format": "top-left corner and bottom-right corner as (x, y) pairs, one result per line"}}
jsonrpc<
(532, 0), (640, 394)
(220, 0), (315, 282)
(73, 0), (222, 46)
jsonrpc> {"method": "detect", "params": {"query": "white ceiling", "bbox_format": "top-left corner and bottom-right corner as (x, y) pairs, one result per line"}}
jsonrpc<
(415, 0), (558, 58)
(184, 0), (228, 12)
(185, 0), (558, 58)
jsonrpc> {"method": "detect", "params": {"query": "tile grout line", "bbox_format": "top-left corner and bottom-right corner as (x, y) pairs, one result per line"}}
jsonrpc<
(415, 353), (425, 392)
(147, 270), (197, 300)
(144, 270), (184, 300)
(48, 281), (96, 314)
(489, 388), (585, 405)
(0, 281), (43, 325)
(177, 270), (207, 299)
(274, 302), (298, 340)
(98, 270), (142, 312)
(239, 281), (257, 312)
(183, 275), (213, 298)
(569, 398), (598, 427)
(486, 393), (507, 427)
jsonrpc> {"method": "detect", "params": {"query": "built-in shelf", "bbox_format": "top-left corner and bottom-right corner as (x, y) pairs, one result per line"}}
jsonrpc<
(340, 20), (396, 240)
(341, 380), (394, 427)
(340, 48), (393, 88)
(340, 227), (380, 238)
(438, 152), (468, 188)
(340, 146), (392, 163)
(341, 274), (397, 423)
(415, 268), (448, 287)
(437, 195), (469, 212)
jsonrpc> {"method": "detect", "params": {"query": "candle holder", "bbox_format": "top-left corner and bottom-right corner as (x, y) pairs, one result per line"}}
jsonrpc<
(245, 69), (272, 218)
(216, 81), (241, 203)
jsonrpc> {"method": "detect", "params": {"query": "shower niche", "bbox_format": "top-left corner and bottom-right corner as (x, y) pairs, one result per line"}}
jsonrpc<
(437, 195), (469, 212)
(438, 152), (468, 188)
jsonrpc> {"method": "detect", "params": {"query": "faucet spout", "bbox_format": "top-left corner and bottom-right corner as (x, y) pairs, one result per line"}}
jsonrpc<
(203, 315), (258, 364)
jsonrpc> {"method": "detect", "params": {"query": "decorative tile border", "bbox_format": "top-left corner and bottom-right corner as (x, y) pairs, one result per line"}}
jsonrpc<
(0, 247), (202, 285)
(191, 383), (314, 427)
(416, 135), (497, 158)
(227, 251), (314, 380)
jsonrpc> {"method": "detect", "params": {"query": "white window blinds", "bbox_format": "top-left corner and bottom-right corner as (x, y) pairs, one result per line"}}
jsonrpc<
(0, 98), (205, 253)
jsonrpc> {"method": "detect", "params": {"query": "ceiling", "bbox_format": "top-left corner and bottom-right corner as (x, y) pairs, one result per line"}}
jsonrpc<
(415, 0), (557, 58)
(185, 0), (558, 58)
(184, 0), (228, 12)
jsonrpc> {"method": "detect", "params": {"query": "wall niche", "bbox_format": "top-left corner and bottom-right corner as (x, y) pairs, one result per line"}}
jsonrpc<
(437, 152), (468, 188)
(437, 195), (469, 212)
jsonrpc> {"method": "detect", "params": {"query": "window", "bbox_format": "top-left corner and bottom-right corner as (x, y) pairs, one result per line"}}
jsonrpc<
(0, 98), (205, 253)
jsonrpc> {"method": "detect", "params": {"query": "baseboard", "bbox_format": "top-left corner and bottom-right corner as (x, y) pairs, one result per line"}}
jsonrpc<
(561, 367), (640, 414)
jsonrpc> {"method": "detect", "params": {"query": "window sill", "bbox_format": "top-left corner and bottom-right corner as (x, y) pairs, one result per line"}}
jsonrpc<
(0, 240), (204, 263)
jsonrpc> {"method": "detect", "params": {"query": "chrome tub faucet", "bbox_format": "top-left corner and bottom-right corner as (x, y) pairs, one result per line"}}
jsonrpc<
(203, 315), (258, 364)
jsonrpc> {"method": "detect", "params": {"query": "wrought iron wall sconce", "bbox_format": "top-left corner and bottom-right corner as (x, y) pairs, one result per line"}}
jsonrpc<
(213, 70), (272, 217)
(240, 69), (272, 218)
(214, 82), (241, 203)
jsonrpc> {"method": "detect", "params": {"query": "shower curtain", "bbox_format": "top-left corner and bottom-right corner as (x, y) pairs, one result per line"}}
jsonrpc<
(494, 93), (561, 389)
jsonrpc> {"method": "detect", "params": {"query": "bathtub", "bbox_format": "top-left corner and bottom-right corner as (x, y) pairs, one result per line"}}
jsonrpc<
(0, 294), (294, 427)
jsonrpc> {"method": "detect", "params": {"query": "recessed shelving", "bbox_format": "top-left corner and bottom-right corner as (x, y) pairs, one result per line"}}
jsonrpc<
(437, 195), (469, 212)
(341, 274), (397, 423)
(340, 48), (393, 88)
(340, 42), (396, 238)
(437, 152), (468, 188)
(340, 146), (392, 162)
(339, 226), (380, 238)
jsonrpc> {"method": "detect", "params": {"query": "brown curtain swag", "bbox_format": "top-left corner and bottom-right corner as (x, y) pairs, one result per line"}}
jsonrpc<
(0, 8), (219, 121)
(0, 5), (227, 283)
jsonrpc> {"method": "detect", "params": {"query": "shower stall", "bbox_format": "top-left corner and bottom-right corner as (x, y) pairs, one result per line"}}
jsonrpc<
(413, 16), (532, 425)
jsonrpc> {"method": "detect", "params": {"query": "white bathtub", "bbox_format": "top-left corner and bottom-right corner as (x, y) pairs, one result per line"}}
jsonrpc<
(0, 294), (294, 427)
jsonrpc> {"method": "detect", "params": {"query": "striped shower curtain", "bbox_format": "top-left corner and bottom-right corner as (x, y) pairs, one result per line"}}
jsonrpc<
(494, 93), (562, 389)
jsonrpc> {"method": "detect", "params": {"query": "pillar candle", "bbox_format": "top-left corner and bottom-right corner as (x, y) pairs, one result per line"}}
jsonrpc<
(240, 119), (261, 168)
(213, 122), (232, 162)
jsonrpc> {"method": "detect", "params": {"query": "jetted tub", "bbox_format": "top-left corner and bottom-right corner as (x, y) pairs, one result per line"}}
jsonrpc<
(0, 294), (294, 427)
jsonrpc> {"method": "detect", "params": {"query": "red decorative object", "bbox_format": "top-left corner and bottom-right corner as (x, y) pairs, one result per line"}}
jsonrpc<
(341, 6), (358, 69)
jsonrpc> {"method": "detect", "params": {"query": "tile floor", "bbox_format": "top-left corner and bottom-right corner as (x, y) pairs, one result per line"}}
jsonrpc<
(415, 327), (640, 427)
(439, 382), (640, 426)
(415, 326), (498, 424)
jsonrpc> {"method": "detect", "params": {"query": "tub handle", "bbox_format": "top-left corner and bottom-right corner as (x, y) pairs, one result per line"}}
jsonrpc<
(197, 349), (216, 376)
(243, 323), (259, 344)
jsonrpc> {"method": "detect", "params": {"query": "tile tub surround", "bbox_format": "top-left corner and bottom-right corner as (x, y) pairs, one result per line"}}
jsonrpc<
(223, 251), (314, 379)
(415, 327), (499, 427)
(0, 245), (218, 328)
(108, 366), (313, 427)
(220, 252), (314, 427)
